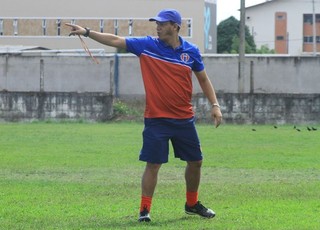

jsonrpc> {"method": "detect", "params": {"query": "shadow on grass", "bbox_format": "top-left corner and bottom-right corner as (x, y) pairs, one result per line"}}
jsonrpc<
(94, 215), (211, 229)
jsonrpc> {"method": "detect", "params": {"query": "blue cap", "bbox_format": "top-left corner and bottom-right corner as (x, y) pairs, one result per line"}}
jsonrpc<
(149, 9), (181, 27)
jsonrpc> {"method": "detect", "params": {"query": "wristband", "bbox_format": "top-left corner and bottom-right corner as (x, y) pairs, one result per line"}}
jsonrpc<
(83, 27), (90, 37)
(212, 103), (220, 108)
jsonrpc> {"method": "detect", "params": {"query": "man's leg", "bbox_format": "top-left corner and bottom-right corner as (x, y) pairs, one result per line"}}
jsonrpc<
(185, 160), (202, 206)
(142, 162), (162, 197)
(139, 162), (161, 222)
(185, 160), (215, 218)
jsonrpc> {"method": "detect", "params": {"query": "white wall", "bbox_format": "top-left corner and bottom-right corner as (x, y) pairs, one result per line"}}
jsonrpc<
(246, 0), (319, 55)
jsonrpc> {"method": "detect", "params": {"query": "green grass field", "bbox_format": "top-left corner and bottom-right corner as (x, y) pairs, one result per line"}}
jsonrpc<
(0, 122), (319, 229)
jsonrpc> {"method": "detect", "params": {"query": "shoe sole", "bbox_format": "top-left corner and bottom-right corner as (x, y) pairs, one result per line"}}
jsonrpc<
(185, 211), (215, 218)
(138, 217), (151, 222)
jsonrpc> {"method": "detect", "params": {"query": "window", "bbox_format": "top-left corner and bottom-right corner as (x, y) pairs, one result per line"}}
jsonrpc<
(277, 15), (285, 20)
(304, 36), (313, 43)
(56, 19), (61, 36)
(114, 19), (118, 35)
(276, 36), (284, 40)
(13, 19), (18, 36)
(42, 19), (46, 35)
(128, 19), (133, 36)
(304, 36), (320, 43)
(304, 14), (320, 24)
(100, 20), (104, 33)
(187, 19), (192, 37)
(304, 14), (313, 24)
(0, 19), (3, 35)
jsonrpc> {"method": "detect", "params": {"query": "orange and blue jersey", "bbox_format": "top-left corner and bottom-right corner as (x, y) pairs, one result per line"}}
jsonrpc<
(125, 36), (204, 119)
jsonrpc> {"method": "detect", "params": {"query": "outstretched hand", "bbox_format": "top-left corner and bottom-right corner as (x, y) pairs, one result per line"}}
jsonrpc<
(65, 23), (86, 36)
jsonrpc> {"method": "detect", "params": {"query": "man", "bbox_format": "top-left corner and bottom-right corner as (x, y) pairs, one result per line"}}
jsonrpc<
(66, 9), (222, 222)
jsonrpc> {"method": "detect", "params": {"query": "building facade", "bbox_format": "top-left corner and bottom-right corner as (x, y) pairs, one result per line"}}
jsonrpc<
(0, 0), (217, 53)
(246, 0), (320, 55)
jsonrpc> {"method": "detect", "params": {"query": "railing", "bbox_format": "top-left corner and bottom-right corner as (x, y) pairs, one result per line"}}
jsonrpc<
(0, 17), (193, 38)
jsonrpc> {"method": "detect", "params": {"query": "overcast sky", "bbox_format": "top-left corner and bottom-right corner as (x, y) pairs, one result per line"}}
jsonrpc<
(217, 0), (266, 23)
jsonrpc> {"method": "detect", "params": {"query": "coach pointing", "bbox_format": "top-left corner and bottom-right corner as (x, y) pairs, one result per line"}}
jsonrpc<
(66, 8), (222, 222)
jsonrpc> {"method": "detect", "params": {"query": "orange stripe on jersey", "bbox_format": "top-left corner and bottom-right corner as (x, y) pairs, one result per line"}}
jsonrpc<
(140, 53), (194, 119)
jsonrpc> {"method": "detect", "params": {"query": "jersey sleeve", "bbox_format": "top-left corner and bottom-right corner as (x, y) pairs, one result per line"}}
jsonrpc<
(125, 36), (150, 56)
(191, 47), (205, 72)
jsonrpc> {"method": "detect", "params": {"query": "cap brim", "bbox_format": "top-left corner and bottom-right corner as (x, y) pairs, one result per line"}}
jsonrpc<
(149, 16), (169, 22)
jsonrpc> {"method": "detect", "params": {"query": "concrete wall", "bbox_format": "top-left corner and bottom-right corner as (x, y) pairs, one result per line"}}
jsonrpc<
(202, 55), (320, 94)
(1, 92), (319, 124)
(0, 53), (114, 122)
(0, 53), (320, 124)
(0, 92), (113, 122)
(0, 54), (114, 92)
(193, 93), (320, 125)
(117, 54), (320, 95)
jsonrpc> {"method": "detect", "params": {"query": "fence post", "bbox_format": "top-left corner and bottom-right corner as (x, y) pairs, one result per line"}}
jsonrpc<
(40, 59), (44, 92)
(110, 59), (114, 97)
(250, 60), (254, 94)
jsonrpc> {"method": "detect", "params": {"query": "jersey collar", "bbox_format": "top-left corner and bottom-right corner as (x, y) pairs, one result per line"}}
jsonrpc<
(158, 36), (184, 51)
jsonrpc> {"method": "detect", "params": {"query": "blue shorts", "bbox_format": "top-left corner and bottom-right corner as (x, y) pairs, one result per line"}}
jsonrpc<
(139, 117), (203, 164)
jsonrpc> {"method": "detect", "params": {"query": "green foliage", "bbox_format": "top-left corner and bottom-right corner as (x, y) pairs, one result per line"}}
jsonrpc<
(231, 35), (255, 54)
(0, 123), (319, 229)
(113, 100), (131, 116)
(112, 99), (142, 120)
(113, 99), (144, 121)
(256, 44), (276, 54)
(217, 16), (256, 54)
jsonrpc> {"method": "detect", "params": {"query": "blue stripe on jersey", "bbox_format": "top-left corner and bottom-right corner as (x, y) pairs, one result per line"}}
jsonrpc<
(142, 50), (193, 70)
(126, 36), (204, 72)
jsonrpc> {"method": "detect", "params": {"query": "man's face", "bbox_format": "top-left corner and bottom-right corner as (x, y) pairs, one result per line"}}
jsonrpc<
(156, 21), (175, 40)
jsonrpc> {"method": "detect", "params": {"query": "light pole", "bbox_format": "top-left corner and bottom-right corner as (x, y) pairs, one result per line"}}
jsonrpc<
(239, 0), (246, 93)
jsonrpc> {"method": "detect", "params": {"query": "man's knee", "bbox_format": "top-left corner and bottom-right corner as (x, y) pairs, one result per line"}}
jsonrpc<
(187, 160), (202, 168)
(145, 162), (162, 173)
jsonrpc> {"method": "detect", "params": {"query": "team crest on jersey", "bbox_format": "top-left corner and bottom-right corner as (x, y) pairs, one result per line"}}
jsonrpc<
(180, 53), (190, 62)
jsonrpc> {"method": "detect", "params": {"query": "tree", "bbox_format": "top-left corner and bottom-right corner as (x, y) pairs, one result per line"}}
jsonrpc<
(217, 16), (256, 54)
(231, 35), (255, 53)
(255, 44), (275, 54)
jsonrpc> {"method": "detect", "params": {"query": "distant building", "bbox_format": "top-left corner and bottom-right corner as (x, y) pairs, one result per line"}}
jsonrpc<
(246, 0), (320, 55)
(0, 0), (217, 53)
